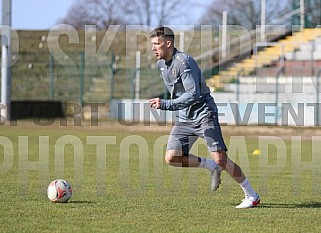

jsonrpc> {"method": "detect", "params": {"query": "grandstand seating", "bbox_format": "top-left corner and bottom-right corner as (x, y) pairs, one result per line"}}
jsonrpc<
(7, 27), (321, 102)
(207, 28), (321, 90)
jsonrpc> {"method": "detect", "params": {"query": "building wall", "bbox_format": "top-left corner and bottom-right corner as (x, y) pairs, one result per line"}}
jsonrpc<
(111, 81), (321, 126)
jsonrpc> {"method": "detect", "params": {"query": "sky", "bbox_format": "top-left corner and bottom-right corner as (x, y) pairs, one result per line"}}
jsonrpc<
(2, 0), (75, 29)
(1, 0), (208, 30)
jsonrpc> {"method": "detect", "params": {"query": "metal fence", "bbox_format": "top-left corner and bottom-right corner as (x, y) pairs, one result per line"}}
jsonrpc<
(9, 51), (164, 105)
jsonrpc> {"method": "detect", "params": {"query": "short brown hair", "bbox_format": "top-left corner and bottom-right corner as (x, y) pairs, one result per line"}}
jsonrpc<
(150, 27), (174, 42)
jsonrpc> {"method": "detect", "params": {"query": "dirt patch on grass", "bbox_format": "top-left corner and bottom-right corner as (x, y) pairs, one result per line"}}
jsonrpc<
(3, 119), (321, 139)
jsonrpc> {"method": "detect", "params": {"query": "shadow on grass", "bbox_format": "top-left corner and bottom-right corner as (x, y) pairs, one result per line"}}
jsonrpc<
(258, 202), (321, 209)
(68, 200), (95, 204)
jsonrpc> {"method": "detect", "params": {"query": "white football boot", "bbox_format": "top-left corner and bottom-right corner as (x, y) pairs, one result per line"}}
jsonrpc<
(235, 194), (260, 209)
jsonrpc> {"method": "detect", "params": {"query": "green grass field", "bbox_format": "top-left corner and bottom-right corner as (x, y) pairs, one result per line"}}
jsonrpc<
(1, 121), (321, 232)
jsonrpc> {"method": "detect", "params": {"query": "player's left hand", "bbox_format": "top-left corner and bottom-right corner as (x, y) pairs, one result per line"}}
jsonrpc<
(148, 98), (161, 109)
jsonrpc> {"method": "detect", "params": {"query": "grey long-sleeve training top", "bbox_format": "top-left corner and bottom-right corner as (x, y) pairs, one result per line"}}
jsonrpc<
(157, 48), (218, 123)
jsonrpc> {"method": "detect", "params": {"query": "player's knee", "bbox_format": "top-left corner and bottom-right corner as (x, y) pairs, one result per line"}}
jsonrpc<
(212, 150), (228, 169)
(164, 156), (171, 164)
(164, 150), (182, 165)
(216, 158), (227, 169)
(165, 151), (174, 164)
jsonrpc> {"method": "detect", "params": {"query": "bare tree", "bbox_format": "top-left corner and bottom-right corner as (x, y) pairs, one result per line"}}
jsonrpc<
(199, 0), (291, 30)
(154, 0), (187, 26)
(292, 0), (321, 27)
(59, 0), (130, 29)
(125, 0), (153, 25)
(59, 0), (188, 29)
(309, 0), (321, 26)
(59, 2), (98, 29)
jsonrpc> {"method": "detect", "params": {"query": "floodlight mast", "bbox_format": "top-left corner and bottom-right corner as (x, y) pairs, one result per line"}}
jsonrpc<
(1, 0), (12, 121)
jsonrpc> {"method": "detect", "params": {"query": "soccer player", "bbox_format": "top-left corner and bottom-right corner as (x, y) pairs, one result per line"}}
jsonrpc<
(148, 27), (260, 208)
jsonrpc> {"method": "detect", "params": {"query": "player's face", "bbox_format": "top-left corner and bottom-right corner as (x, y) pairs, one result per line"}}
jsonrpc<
(151, 36), (171, 61)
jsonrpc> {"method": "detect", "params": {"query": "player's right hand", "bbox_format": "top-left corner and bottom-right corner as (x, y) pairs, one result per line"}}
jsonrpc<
(148, 98), (161, 109)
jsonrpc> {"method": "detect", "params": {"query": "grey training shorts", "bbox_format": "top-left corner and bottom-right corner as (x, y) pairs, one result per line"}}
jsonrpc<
(167, 112), (227, 155)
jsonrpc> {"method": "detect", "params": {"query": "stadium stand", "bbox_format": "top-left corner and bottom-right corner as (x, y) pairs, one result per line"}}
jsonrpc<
(207, 28), (321, 90)
(6, 26), (321, 103)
